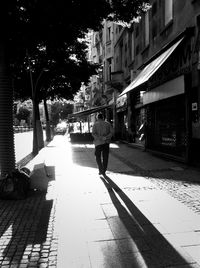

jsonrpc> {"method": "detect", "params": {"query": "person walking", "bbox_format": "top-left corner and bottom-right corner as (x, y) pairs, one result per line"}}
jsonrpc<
(92, 113), (113, 176)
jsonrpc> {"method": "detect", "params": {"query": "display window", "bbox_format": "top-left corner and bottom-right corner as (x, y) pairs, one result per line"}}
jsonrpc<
(134, 108), (146, 146)
(117, 111), (129, 140)
(147, 95), (187, 158)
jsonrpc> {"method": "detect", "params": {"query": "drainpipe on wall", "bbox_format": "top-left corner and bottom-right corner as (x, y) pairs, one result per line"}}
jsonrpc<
(113, 90), (117, 140)
(127, 92), (132, 143)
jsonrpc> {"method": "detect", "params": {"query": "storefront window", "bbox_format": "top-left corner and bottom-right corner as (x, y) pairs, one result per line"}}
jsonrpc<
(135, 108), (146, 146)
(117, 111), (129, 141)
(191, 89), (200, 139)
(147, 96), (186, 158)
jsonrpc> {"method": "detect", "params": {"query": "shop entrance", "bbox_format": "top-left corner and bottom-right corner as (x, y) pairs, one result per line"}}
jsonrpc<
(190, 87), (200, 165)
(117, 111), (128, 141)
(147, 95), (187, 159)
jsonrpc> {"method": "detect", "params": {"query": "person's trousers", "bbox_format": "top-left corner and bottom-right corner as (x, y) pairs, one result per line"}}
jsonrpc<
(94, 143), (109, 174)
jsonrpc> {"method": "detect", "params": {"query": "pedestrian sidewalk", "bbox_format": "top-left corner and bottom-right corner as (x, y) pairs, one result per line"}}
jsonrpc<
(1, 135), (200, 267)
(40, 136), (200, 268)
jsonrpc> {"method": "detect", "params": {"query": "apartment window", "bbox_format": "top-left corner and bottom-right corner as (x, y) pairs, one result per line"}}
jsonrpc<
(107, 26), (111, 42)
(144, 11), (150, 47)
(136, 26), (139, 37)
(116, 56), (118, 64)
(118, 25), (123, 32)
(119, 41), (123, 69)
(136, 45), (139, 55)
(152, 20), (157, 39)
(164, 0), (173, 25)
(125, 58), (127, 67)
(125, 43), (127, 52)
(152, 2), (157, 17)
(107, 58), (112, 81)
(131, 31), (135, 61)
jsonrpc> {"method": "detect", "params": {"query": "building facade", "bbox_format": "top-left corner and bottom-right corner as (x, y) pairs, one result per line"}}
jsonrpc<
(102, 0), (200, 164)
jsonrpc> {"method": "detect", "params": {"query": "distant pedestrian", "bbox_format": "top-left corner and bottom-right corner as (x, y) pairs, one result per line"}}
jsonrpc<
(92, 113), (113, 176)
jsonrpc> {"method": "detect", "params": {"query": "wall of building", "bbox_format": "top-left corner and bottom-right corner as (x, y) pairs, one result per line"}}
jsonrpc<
(128, 0), (200, 163)
(109, 0), (200, 163)
(86, 1), (200, 164)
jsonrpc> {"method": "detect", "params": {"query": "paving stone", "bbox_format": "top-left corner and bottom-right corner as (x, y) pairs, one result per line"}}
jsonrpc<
(18, 264), (28, 268)
(2, 137), (198, 267)
(38, 257), (49, 263)
(116, 237), (150, 254)
(10, 265), (19, 268)
(38, 263), (48, 268)
(27, 261), (38, 267)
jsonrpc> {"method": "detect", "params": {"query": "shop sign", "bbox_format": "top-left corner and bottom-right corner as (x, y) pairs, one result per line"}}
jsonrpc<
(143, 75), (184, 105)
(149, 39), (192, 88)
(116, 94), (127, 110)
(192, 102), (198, 111)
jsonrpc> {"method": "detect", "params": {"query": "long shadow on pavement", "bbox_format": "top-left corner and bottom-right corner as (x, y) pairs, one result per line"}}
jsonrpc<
(0, 163), (56, 265)
(0, 192), (53, 263)
(100, 174), (195, 267)
(70, 141), (200, 218)
(70, 141), (200, 185)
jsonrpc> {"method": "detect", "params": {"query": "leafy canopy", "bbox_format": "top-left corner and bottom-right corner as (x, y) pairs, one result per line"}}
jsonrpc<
(6, 0), (150, 101)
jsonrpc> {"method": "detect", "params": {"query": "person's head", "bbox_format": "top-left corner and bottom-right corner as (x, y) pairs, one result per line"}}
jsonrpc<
(97, 113), (104, 120)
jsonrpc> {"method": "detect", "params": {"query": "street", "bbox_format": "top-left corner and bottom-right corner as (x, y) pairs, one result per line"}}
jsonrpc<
(6, 134), (200, 267)
(1, 2), (199, 266)
(15, 131), (47, 164)
(14, 131), (33, 163)
(53, 137), (200, 267)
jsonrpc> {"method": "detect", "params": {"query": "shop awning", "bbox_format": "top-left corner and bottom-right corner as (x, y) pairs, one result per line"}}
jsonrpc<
(68, 104), (112, 119)
(119, 37), (184, 97)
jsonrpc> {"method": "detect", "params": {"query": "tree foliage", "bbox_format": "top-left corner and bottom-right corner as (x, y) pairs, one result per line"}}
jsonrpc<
(0, 0), (150, 173)
(6, 0), (150, 101)
(51, 101), (74, 126)
(15, 106), (31, 123)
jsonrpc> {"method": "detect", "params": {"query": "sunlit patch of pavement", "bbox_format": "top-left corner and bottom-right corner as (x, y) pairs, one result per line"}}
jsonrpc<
(43, 136), (200, 267)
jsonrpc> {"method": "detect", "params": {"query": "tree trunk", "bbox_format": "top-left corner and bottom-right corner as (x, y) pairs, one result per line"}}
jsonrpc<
(32, 97), (39, 154)
(32, 98), (44, 153)
(43, 98), (52, 142)
(0, 40), (15, 177)
(35, 99), (44, 150)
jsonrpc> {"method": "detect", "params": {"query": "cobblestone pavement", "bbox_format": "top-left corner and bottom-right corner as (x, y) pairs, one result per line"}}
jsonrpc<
(147, 174), (200, 215)
(0, 145), (58, 267)
(1, 137), (200, 267)
(110, 144), (200, 216)
(59, 140), (200, 267)
(0, 192), (58, 267)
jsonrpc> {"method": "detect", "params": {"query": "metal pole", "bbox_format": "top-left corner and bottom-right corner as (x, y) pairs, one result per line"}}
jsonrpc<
(27, 51), (39, 154)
